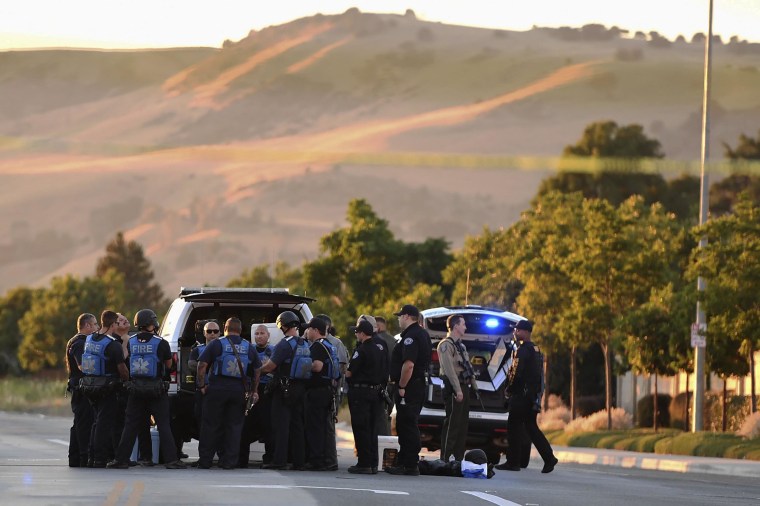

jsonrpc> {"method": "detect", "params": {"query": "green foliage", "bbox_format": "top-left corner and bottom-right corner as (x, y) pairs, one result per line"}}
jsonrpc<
(688, 195), (760, 382)
(95, 231), (167, 316)
(227, 261), (304, 295)
(17, 272), (126, 372)
(0, 286), (39, 375)
(562, 121), (664, 159)
(668, 431), (749, 458)
(709, 174), (760, 216)
(723, 129), (760, 160)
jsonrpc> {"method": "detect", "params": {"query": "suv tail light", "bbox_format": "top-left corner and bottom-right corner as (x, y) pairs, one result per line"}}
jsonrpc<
(431, 350), (439, 364)
(170, 352), (178, 384)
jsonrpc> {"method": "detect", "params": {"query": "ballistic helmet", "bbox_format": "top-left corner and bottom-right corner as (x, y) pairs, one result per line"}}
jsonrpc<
(134, 308), (160, 330)
(276, 311), (300, 331)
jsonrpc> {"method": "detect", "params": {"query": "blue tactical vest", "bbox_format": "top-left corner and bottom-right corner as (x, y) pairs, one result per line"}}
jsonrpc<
(256, 345), (273, 384)
(81, 334), (115, 377)
(214, 337), (251, 378)
(317, 338), (341, 381)
(128, 335), (162, 379)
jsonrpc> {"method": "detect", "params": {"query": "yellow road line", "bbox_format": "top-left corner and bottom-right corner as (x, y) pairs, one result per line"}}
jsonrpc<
(125, 481), (145, 506)
(102, 480), (126, 506)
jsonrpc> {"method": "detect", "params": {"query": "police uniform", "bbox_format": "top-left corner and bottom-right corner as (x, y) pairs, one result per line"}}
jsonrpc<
(188, 341), (208, 439)
(389, 321), (431, 472)
(65, 332), (94, 467)
(251, 343), (274, 465)
(437, 336), (478, 462)
(504, 330), (557, 472)
(197, 334), (260, 469)
(111, 331), (182, 468)
(265, 335), (309, 470)
(79, 332), (124, 467)
(371, 333), (391, 436)
(112, 333), (152, 465)
(304, 337), (335, 470)
(323, 332), (347, 471)
(347, 321), (387, 473)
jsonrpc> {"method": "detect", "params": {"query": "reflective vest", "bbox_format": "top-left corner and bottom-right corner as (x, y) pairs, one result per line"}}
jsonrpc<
(81, 334), (116, 377)
(256, 345), (273, 384)
(128, 335), (162, 379)
(214, 337), (251, 378)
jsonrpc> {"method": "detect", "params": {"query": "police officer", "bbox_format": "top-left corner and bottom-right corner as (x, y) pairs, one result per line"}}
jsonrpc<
(386, 304), (431, 476)
(358, 314), (391, 436)
(304, 317), (336, 471)
(315, 314), (348, 471)
(346, 319), (386, 474)
(108, 309), (186, 469)
(196, 317), (260, 470)
(438, 314), (478, 462)
(375, 316), (396, 434)
(500, 320), (558, 473)
(259, 310), (308, 470)
(188, 321), (220, 442)
(65, 313), (97, 467)
(250, 324), (274, 466)
(78, 310), (129, 468)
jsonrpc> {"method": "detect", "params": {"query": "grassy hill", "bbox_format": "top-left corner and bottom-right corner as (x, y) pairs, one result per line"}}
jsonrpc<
(0, 10), (758, 298)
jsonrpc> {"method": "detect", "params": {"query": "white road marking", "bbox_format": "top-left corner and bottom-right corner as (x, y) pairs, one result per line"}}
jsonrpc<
(47, 439), (69, 446)
(462, 490), (523, 506)
(4, 458), (62, 461)
(214, 485), (408, 495)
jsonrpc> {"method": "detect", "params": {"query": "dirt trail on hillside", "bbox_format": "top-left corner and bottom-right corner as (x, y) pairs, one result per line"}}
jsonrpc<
(287, 36), (352, 74)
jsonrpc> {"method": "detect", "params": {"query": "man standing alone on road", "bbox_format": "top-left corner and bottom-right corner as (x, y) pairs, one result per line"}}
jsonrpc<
(500, 319), (558, 474)
(438, 314), (478, 462)
(386, 304), (431, 476)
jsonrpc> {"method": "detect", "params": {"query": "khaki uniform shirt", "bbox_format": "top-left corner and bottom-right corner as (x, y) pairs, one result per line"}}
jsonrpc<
(437, 336), (478, 395)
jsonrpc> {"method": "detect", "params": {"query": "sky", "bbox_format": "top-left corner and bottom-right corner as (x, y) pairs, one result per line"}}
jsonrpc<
(1, 0), (758, 50)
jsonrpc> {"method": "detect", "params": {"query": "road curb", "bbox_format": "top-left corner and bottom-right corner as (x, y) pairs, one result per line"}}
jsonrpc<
(553, 445), (760, 478)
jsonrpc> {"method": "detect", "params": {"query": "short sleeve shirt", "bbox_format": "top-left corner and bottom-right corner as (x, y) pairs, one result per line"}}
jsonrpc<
(308, 339), (332, 388)
(389, 323), (431, 382)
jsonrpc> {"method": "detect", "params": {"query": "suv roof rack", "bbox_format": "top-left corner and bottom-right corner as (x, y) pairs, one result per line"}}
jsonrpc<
(178, 287), (315, 304)
(179, 287), (292, 295)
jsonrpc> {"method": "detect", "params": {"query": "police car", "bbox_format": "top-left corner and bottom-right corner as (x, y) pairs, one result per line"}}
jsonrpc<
(158, 287), (314, 444)
(414, 305), (525, 464)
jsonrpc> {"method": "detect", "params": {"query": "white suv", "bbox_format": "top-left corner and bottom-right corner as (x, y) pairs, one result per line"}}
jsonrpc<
(158, 287), (314, 444)
(417, 305), (526, 463)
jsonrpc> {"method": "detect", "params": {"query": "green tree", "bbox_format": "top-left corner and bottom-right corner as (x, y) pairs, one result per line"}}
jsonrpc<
(95, 232), (167, 315)
(0, 286), (39, 375)
(723, 129), (760, 160)
(17, 272), (126, 372)
(562, 121), (663, 159)
(688, 195), (760, 417)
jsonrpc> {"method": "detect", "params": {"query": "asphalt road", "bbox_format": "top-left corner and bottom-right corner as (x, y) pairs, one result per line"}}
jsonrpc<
(0, 412), (758, 506)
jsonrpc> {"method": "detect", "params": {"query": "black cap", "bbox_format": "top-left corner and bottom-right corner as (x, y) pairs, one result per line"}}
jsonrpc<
(515, 319), (533, 332)
(350, 320), (374, 336)
(393, 304), (420, 317)
(306, 317), (327, 334)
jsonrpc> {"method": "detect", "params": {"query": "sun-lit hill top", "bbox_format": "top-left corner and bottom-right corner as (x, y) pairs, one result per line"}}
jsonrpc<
(0, 9), (759, 297)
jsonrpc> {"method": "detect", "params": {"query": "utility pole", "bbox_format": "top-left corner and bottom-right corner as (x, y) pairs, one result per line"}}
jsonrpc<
(692, 0), (714, 433)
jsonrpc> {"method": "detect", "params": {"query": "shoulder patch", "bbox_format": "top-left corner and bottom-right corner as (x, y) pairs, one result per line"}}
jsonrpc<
(352, 351), (359, 359)
(376, 343), (384, 351)
(403, 337), (414, 346)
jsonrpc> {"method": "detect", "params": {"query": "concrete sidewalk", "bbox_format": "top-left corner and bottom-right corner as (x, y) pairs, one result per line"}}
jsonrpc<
(553, 445), (760, 478)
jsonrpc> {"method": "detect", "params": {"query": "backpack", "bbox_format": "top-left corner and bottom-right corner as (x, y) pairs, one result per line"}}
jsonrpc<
(286, 336), (312, 380)
(317, 338), (341, 381)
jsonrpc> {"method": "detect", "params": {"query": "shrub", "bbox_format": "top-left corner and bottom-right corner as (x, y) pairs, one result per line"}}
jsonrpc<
(706, 393), (753, 433)
(637, 394), (671, 428)
(669, 391), (692, 430)
(737, 411), (760, 439)
(565, 408), (633, 433)
(668, 432), (745, 458)
(576, 395), (605, 417)
(538, 395), (571, 431)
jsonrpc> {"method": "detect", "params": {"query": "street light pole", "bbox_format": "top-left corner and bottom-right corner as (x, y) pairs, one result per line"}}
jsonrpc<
(692, 0), (714, 433)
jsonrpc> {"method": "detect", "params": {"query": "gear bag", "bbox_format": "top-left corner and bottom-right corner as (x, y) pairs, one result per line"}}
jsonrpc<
(317, 338), (340, 381)
(214, 337), (251, 378)
(286, 336), (312, 380)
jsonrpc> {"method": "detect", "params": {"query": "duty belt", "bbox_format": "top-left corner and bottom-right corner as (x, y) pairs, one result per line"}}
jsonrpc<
(350, 383), (381, 389)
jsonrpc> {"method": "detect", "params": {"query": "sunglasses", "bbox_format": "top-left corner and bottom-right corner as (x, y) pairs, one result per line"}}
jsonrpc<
(205, 329), (220, 334)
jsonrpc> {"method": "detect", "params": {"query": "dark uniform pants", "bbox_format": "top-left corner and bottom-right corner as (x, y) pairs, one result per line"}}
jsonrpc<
(305, 385), (333, 467)
(88, 394), (118, 465)
(270, 380), (306, 468)
(441, 382), (470, 462)
(199, 388), (245, 468)
(348, 387), (380, 468)
(114, 391), (152, 462)
(251, 382), (273, 464)
(506, 395), (555, 467)
(68, 389), (93, 466)
(394, 378), (425, 468)
(115, 392), (178, 465)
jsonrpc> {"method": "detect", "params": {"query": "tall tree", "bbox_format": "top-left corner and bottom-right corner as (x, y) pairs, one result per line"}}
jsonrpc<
(95, 232), (167, 315)
(688, 195), (760, 416)
(0, 286), (39, 375)
(17, 272), (125, 372)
